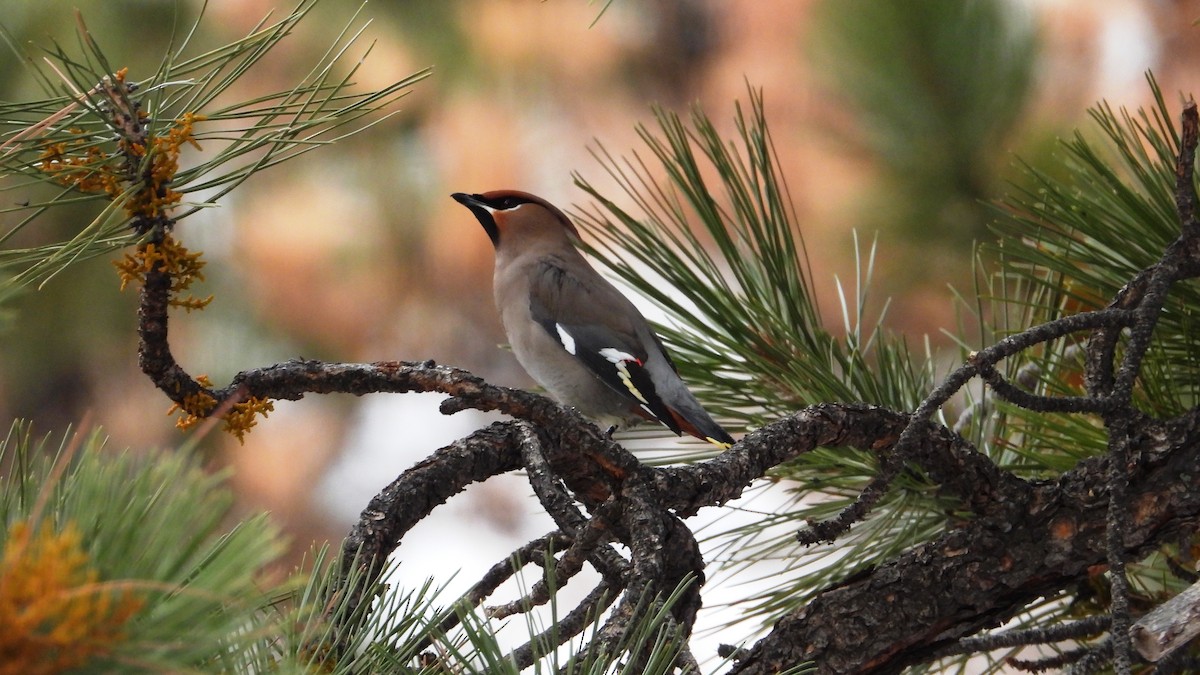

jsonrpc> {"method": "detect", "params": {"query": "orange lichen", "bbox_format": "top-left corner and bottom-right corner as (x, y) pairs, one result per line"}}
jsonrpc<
(36, 139), (122, 198)
(168, 390), (275, 443)
(1049, 516), (1077, 541)
(166, 388), (218, 431)
(112, 235), (213, 311)
(0, 520), (143, 674)
(33, 95), (211, 297)
(124, 112), (206, 221)
(223, 397), (275, 444)
(164, 377), (226, 431)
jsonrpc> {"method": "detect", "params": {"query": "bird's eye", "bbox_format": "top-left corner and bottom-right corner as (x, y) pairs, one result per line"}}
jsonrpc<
(499, 197), (521, 209)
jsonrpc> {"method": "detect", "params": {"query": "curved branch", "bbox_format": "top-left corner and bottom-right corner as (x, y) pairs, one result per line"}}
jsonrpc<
(519, 426), (631, 594)
(466, 533), (572, 615)
(508, 581), (619, 670)
(339, 421), (523, 578)
(326, 422), (523, 653)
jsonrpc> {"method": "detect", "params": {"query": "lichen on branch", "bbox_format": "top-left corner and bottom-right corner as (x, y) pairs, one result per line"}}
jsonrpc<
(113, 235), (212, 311)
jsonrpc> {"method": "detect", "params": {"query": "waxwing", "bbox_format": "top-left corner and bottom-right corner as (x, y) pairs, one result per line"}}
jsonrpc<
(453, 190), (735, 448)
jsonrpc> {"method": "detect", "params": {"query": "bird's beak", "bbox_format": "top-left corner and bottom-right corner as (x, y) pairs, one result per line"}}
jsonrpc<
(452, 192), (500, 246)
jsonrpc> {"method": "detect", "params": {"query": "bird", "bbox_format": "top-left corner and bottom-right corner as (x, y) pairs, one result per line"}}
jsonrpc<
(452, 189), (734, 448)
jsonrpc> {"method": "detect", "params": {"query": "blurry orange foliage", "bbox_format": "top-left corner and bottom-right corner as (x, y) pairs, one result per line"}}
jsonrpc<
(0, 520), (143, 674)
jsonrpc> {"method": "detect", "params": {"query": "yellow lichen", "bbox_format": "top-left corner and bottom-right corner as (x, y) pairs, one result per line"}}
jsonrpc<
(170, 294), (215, 313)
(166, 388), (218, 431)
(124, 112), (206, 221)
(32, 70), (209, 221)
(36, 139), (122, 198)
(0, 520), (143, 674)
(167, 390), (276, 443)
(36, 98), (212, 303)
(112, 235), (213, 310)
(223, 397), (275, 444)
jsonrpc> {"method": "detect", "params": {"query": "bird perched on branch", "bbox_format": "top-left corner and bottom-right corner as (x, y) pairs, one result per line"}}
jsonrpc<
(453, 189), (734, 448)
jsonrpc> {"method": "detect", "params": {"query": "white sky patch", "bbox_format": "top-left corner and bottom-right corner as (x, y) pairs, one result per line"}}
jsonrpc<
(600, 262), (699, 332)
(1095, 2), (1158, 99)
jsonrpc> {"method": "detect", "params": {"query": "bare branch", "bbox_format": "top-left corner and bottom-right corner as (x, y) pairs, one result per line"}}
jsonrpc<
(1131, 576), (1200, 663)
(936, 615), (1109, 658)
(508, 582), (618, 670)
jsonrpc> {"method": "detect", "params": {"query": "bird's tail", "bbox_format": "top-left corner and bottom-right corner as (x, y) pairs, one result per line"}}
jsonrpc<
(666, 405), (734, 449)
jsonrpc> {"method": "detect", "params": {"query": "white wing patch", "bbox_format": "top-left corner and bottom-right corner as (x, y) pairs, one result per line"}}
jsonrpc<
(598, 347), (648, 404)
(555, 323), (577, 355)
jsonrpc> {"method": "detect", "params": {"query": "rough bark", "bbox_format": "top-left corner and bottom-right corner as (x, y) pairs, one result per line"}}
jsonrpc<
(729, 410), (1200, 674)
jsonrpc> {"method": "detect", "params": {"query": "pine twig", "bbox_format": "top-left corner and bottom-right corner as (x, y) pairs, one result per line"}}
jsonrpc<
(939, 615), (1110, 657)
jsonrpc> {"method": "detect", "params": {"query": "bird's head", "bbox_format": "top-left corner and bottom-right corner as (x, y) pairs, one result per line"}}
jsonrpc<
(452, 190), (581, 249)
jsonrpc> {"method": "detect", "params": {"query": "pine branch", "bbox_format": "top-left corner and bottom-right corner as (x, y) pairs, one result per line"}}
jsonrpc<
(0, 1), (428, 294)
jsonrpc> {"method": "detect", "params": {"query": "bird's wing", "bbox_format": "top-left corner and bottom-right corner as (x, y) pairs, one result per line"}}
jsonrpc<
(527, 258), (682, 434)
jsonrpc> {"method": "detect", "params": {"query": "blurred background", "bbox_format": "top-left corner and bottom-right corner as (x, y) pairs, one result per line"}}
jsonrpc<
(0, 0), (1197, 633)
